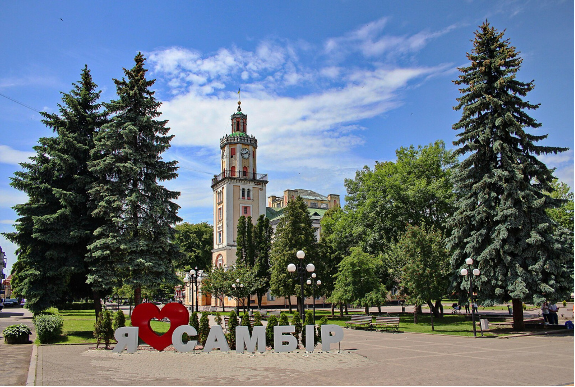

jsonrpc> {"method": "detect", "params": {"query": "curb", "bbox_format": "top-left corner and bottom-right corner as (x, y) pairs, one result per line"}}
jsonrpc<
(26, 344), (37, 386)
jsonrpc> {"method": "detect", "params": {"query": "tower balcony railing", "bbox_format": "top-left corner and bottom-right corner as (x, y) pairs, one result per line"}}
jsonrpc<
(220, 134), (258, 148)
(212, 170), (268, 186)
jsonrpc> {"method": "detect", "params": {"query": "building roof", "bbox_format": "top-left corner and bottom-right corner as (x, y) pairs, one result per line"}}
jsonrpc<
(265, 206), (328, 222)
(290, 189), (328, 201)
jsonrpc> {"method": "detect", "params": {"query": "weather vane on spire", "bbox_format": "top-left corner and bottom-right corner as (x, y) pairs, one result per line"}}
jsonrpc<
(237, 88), (242, 111)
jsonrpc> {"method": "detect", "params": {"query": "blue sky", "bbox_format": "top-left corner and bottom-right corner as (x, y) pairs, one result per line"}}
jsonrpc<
(1, 1), (573, 275)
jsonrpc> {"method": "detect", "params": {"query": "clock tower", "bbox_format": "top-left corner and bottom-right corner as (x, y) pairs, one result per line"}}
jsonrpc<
(211, 100), (268, 271)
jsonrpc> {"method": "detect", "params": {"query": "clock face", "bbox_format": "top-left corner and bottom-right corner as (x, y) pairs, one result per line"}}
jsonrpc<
(240, 148), (250, 159)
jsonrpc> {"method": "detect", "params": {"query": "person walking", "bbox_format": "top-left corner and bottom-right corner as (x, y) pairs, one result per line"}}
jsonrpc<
(548, 303), (559, 325)
(464, 302), (470, 314)
(541, 301), (550, 324)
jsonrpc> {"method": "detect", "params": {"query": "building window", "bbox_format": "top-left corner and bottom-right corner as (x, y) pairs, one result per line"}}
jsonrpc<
(247, 189), (251, 200)
(217, 255), (223, 268)
(230, 148), (236, 158)
(218, 206), (223, 221)
(243, 166), (248, 177)
(231, 166), (236, 177)
(218, 231), (222, 244)
(266, 290), (276, 301)
(241, 205), (251, 216)
(242, 188), (245, 199)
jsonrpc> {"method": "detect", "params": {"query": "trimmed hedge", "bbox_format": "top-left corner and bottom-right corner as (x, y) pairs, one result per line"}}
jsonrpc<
(34, 314), (64, 343)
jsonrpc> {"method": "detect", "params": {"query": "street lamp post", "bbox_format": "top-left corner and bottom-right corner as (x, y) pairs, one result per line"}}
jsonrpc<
(185, 268), (199, 312)
(287, 250), (315, 318)
(460, 258), (480, 337)
(306, 273), (321, 321)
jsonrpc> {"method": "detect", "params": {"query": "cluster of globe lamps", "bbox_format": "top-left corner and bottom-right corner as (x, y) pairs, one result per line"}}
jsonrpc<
(287, 250), (321, 319)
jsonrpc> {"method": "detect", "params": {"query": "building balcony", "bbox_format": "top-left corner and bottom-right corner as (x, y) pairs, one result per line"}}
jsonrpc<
(212, 170), (268, 187)
(220, 133), (258, 148)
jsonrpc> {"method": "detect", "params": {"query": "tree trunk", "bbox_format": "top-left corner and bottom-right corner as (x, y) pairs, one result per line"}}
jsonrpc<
(93, 290), (102, 320)
(512, 298), (525, 331)
(413, 306), (418, 324)
(288, 297), (293, 313)
(331, 303), (335, 318)
(257, 294), (263, 309)
(365, 305), (369, 315)
(377, 305), (382, 314)
(415, 304), (422, 314)
(134, 286), (142, 306)
(435, 300), (444, 318)
(339, 303), (344, 318)
(344, 304), (348, 315)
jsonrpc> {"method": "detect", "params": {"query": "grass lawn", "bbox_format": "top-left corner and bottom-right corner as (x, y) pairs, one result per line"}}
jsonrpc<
(48, 305), (526, 344)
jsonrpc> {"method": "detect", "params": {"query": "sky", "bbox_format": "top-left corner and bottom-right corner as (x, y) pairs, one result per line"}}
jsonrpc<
(0, 1), (573, 276)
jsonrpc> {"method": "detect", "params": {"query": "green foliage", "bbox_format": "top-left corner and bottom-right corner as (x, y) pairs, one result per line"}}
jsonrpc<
(265, 315), (278, 349)
(278, 312), (289, 327)
(329, 247), (386, 312)
(240, 312), (252, 335)
(199, 312), (210, 346)
(93, 310), (114, 348)
(226, 310), (238, 350)
(253, 215), (273, 308)
(448, 22), (573, 307)
(173, 222), (213, 271)
(112, 310), (126, 331)
(394, 225), (450, 316)
(201, 267), (230, 311)
(34, 314), (64, 343)
(86, 52), (181, 296)
(302, 311), (314, 345)
(546, 180), (574, 232)
(4, 66), (107, 313)
(270, 196), (317, 304)
(316, 316), (328, 343)
(253, 311), (263, 327)
(3, 324), (32, 339)
(189, 312), (200, 332)
(291, 311), (302, 343)
(215, 312), (223, 327)
(339, 141), (456, 257)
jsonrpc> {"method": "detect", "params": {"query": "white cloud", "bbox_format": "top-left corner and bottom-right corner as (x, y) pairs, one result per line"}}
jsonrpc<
(146, 19), (455, 218)
(538, 149), (574, 190)
(0, 145), (34, 165)
(0, 188), (27, 208)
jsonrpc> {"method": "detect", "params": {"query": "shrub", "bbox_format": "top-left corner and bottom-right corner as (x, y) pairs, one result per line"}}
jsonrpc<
(94, 310), (114, 349)
(215, 312), (223, 328)
(265, 315), (278, 349)
(291, 311), (302, 344)
(199, 312), (210, 346)
(3, 324), (32, 343)
(34, 314), (64, 343)
(226, 310), (238, 350)
(253, 311), (263, 327)
(240, 312), (252, 334)
(189, 312), (200, 332)
(302, 311), (314, 345)
(562, 300), (567, 307)
(278, 312), (289, 327)
(113, 310), (126, 331)
(316, 316), (328, 344)
(33, 307), (59, 320)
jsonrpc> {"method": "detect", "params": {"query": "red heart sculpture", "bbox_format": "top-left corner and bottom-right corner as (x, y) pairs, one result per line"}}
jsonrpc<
(131, 303), (189, 351)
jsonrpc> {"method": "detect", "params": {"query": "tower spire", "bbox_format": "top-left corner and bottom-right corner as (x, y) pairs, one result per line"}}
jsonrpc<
(237, 88), (241, 112)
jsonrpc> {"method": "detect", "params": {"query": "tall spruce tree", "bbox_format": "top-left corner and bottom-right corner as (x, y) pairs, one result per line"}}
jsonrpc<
(269, 196), (317, 312)
(5, 66), (107, 314)
(253, 214), (273, 308)
(448, 22), (572, 330)
(87, 53), (181, 305)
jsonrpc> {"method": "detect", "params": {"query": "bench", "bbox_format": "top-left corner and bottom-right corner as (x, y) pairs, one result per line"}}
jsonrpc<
(344, 315), (372, 329)
(371, 316), (400, 332)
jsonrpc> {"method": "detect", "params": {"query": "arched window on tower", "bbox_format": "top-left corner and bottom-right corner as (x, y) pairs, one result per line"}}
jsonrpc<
(247, 189), (251, 199)
(231, 166), (236, 177)
(236, 121), (240, 132)
(243, 166), (248, 177)
(217, 254), (223, 267)
(242, 188), (245, 199)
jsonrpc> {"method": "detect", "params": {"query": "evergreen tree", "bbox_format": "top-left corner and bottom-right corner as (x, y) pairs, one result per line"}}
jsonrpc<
(265, 315), (278, 349)
(113, 310), (126, 331)
(253, 215), (273, 308)
(236, 216), (248, 265)
(240, 312), (252, 335)
(198, 312), (210, 346)
(291, 311), (302, 344)
(270, 196), (317, 312)
(448, 22), (573, 330)
(226, 310), (238, 350)
(302, 310), (314, 345)
(87, 53), (182, 305)
(189, 311), (200, 332)
(5, 66), (107, 314)
(278, 312), (289, 327)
